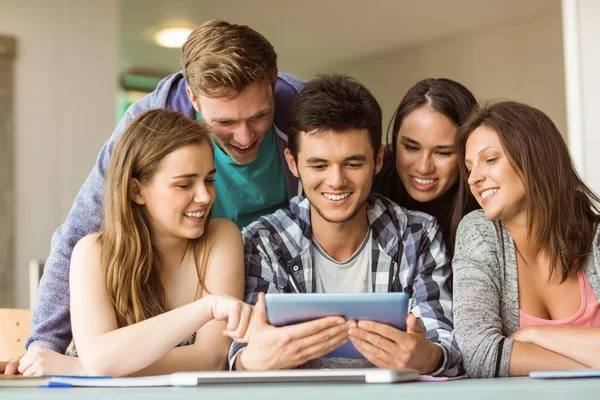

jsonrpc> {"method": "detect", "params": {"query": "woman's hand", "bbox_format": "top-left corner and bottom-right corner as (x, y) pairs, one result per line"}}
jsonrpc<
(17, 347), (85, 377)
(1, 358), (20, 375)
(208, 295), (254, 343)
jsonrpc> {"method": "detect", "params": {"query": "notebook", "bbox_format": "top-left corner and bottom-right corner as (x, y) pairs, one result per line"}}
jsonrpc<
(0, 374), (171, 388)
(0, 368), (419, 387)
(529, 370), (600, 379)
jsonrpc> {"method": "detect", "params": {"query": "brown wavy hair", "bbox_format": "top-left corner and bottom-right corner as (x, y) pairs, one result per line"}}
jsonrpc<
(100, 109), (213, 327)
(456, 101), (600, 281)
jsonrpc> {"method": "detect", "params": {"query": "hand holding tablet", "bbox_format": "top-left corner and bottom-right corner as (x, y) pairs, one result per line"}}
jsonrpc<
(265, 292), (410, 358)
(234, 293), (353, 371)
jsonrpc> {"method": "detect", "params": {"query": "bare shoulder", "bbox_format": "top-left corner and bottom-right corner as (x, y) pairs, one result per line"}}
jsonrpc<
(201, 219), (244, 294)
(202, 219), (243, 273)
(71, 232), (103, 270)
(204, 218), (242, 246)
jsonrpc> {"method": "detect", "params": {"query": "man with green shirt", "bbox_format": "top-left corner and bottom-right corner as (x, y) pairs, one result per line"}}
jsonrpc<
(195, 110), (288, 228)
(4, 19), (305, 376)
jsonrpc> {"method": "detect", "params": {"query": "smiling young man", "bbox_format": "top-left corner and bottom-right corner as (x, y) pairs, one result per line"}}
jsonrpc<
(9, 20), (304, 376)
(228, 75), (463, 376)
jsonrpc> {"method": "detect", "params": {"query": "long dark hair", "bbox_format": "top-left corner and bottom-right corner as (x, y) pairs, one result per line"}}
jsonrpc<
(373, 78), (478, 255)
(456, 101), (600, 281)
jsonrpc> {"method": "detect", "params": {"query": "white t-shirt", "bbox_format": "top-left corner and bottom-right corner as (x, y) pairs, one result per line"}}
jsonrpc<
(313, 228), (373, 293)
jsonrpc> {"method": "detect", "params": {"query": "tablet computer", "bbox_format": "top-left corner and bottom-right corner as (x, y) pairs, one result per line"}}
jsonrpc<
(265, 292), (409, 358)
(170, 368), (419, 385)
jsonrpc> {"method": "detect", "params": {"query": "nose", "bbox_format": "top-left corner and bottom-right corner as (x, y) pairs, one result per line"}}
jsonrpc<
(415, 152), (435, 175)
(467, 165), (484, 186)
(194, 183), (213, 205)
(233, 122), (254, 147)
(326, 165), (347, 189)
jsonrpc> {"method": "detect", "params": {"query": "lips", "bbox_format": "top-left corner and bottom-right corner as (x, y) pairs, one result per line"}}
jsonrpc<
(183, 208), (208, 223)
(479, 188), (499, 204)
(230, 141), (257, 156)
(184, 210), (205, 218)
(322, 192), (351, 201)
(410, 176), (438, 191)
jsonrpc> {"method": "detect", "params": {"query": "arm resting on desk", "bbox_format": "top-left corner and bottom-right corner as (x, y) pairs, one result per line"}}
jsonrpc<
(512, 326), (600, 369)
(509, 340), (588, 375)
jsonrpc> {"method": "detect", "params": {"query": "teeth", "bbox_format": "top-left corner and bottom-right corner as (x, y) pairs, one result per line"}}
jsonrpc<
(481, 189), (498, 199)
(413, 177), (435, 185)
(323, 193), (351, 201)
(184, 211), (205, 218)
(235, 144), (252, 150)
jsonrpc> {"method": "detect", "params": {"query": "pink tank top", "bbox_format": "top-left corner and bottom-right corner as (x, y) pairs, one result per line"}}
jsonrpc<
(519, 270), (600, 328)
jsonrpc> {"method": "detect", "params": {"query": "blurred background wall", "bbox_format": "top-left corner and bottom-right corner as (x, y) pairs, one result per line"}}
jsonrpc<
(0, 0), (118, 308)
(1, 0), (598, 308)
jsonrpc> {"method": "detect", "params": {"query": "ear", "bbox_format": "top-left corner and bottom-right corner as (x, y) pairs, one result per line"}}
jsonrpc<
(186, 86), (200, 113)
(284, 148), (299, 178)
(374, 144), (385, 175)
(130, 178), (146, 205)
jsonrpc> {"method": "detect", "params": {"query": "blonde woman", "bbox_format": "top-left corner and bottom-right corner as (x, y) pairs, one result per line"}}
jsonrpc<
(18, 109), (251, 377)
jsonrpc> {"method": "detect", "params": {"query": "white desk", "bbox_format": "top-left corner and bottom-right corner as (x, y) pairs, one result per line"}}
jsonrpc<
(1, 377), (599, 400)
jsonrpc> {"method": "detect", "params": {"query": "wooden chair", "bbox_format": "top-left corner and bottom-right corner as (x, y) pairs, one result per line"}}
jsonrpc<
(0, 308), (31, 360)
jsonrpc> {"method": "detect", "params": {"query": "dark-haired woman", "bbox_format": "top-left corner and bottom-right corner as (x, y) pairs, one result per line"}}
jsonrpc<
(374, 78), (478, 254)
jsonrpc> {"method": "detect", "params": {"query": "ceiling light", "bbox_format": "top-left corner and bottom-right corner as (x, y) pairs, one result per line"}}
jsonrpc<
(154, 27), (192, 48)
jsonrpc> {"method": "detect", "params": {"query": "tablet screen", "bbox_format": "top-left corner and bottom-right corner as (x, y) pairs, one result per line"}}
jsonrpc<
(265, 292), (409, 358)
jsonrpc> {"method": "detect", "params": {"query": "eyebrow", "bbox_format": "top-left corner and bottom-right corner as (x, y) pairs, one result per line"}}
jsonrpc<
(477, 146), (497, 155)
(465, 146), (501, 163)
(400, 136), (420, 146)
(305, 155), (367, 163)
(171, 168), (217, 179)
(399, 136), (455, 150)
(211, 107), (272, 124)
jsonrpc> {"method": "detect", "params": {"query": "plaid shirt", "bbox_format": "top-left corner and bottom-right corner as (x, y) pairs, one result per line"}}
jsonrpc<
(229, 194), (463, 376)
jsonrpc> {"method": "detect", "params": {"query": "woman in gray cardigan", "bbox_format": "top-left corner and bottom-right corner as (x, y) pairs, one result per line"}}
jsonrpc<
(452, 101), (600, 378)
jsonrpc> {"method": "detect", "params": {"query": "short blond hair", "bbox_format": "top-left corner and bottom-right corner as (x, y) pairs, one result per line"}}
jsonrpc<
(181, 20), (278, 99)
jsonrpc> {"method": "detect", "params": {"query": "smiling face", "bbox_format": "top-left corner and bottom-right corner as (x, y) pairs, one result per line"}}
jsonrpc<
(465, 126), (527, 224)
(285, 129), (383, 225)
(187, 80), (275, 165)
(131, 143), (216, 243)
(395, 107), (459, 203)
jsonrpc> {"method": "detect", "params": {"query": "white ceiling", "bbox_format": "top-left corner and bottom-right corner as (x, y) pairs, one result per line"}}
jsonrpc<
(120, 0), (561, 78)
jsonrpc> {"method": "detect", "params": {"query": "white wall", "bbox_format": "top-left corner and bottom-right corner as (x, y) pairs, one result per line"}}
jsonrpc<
(0, 0), (118, 308)
(563, 0), (600, 194)
(308, 12), (566, 140)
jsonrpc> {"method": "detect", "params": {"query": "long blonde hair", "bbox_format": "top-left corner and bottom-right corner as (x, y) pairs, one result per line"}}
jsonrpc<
(101, 109), (213, 327)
